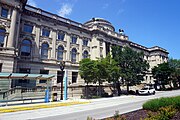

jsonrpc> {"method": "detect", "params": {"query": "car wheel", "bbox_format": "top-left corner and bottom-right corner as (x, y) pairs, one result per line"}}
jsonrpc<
(148, 91), (150, 95)
(153, 91), (155, 95)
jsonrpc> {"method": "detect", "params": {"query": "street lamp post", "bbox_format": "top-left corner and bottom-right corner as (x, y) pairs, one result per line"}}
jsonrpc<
(59, 61), (65, 100)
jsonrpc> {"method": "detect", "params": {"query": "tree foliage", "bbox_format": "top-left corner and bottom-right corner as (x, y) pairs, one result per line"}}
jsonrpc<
(79, 58), (95, 85)
(169, 58), (180, 88)
(152, 62), (174, 88)
(112, 46), (149, 92)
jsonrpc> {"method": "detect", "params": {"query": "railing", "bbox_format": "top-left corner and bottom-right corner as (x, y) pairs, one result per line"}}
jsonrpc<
(0, 87), (47, 100)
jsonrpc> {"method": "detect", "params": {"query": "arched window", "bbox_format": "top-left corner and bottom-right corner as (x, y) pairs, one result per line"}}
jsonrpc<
(83, 51), (88, 59)
(20, 40), (32, 56)
(41, 43), (49, 59)
(0, 28), (6, 47)
(57, 46), (64, 60)
(71, 48), (77, 63)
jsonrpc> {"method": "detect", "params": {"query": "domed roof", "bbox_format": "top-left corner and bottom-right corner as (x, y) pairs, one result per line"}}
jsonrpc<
(84, 18), (115, 31)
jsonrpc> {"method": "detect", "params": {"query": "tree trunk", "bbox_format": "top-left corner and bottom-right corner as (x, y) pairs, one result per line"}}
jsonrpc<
(98, 81), (101, 96)
(116, 81), (121, 96)
(127, 83), (129, 94)
(86, 83), (89, 99)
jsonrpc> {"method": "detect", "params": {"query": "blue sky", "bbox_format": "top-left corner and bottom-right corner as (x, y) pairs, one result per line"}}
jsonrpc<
(27, 0), (180, 59)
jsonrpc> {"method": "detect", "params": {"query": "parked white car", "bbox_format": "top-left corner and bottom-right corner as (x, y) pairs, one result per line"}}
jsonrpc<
(138, 87), (155, 95)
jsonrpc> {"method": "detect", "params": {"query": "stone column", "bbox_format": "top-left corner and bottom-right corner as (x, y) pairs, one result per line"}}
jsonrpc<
(34, 25), (41, 61)
(51, 30), (57, 59)
(7, 8), (18, 48)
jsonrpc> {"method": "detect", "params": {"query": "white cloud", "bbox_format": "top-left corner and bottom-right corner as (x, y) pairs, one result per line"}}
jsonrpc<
(27, 0), (37, 7)
(117, 9), (124, 15)
(58, 4), (73, 17)
(102, 3), (109, 9)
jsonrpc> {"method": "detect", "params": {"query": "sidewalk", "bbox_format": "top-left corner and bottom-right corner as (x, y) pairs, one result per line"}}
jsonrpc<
(0, 94), (145, 114)
(0, 99), (90, 113)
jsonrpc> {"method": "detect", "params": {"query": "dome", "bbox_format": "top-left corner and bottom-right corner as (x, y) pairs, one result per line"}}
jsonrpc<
(84, 18), (115, 31)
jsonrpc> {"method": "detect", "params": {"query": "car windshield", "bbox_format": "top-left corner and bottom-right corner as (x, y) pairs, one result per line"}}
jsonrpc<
(141, 88), (148, 90)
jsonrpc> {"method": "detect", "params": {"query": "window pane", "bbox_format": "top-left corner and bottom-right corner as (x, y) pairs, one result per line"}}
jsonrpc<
(0, 29), (6, 33)
(0, 28), (5, 47)
(42, 29), (50, 37)
(0, 63), (2, 72)
(58, 33), (65, 40)
(83, 40), (88, 46)
(21, 40), (31, 56)
(83, 51), (88, 59)
(18, 68), (30, 84)
(1, 8), (8, 18)
(57, 71), (64, 83)
(22, 40), (31, 44)
(71, 36), (77, 44)
(71, 48), (77, 63)
(72, 72), (78, 83)
(0, 35), (5, 47)
(24, 24), (33, 33)
(57, 46), (64, 60)
(39, 70), (49, 83)
(41, 43), (49, 59)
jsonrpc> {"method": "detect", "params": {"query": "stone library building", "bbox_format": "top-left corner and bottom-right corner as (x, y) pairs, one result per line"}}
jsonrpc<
(0, 0), (168, 98)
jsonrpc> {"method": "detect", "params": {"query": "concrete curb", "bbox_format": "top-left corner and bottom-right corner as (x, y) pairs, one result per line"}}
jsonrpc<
(0, 101), (90, 113)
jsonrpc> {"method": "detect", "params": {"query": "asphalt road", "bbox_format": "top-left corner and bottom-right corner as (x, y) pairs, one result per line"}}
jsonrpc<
(1, 90), (180, 120)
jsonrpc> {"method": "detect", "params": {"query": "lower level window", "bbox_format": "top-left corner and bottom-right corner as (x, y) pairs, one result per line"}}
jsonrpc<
(39, 69), (49, 83)
(0, 63), (2, 72)
(57, 71), (64, 83)
(18, 68), (30, 84)
(72, 72), (78, 83)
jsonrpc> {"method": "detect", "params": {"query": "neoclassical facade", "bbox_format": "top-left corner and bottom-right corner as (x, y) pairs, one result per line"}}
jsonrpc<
(0, 0), (168, 92)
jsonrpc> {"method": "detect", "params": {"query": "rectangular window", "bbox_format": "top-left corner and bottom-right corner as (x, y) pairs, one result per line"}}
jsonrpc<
(58, 33), (65, 41)
(57, 71), (64, 83)
(0, 35), (5, 47)
(0, 63), (2, 72)
(1, 8), (8, 18)
(71, 36), (77, 44)
(42, 28), (50, 37)
(72, 72), (78, 83)
(18, 68), (30, 83)
(23, 24), (33, 33)
(39, 69), (49, 83)
(100, 48), (103, 57)
(106, 42), (110, 55)
(83, 39), (88, 46)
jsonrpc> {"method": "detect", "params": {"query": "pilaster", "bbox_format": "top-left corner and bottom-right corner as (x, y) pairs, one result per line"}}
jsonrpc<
(78, 37), (82, 61)
(7, 7), (18, 48)
(34, 25), (41, 61)
(51, 30), (57, 59)
(66, 33), (71, 61)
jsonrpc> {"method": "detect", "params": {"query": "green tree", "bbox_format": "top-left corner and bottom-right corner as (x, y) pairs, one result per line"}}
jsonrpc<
(112, 46), (149, 93)
(169, 58), (180, 88)
(152, 62), (173, 89)
(104, 54), (121, 95)
(79, 58), (96, 98)
(93, 58), (107, 96)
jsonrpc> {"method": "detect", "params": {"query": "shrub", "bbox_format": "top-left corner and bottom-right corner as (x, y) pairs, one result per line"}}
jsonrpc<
(143, 96), (180, 111)
(145, 106), (177, 120)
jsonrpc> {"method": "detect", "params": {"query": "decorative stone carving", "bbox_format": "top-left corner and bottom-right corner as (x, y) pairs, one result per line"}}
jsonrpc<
(0, 20), (11, 28)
